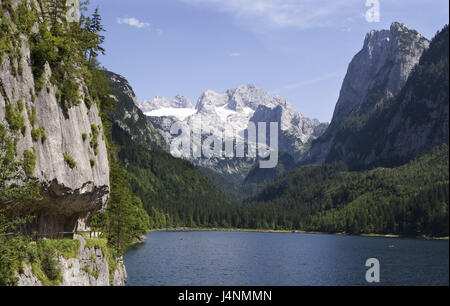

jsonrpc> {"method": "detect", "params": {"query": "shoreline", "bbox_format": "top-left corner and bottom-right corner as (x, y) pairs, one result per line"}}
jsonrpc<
(148, 227), (449, 240)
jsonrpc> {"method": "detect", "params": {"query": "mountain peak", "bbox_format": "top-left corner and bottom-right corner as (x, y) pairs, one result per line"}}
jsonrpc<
(335, 22), (429, 124)
(273, 96), (293, 109)
(153, 96), (170, 103)
(364, 22), (427, 49)
(196, 90), (227, 112)
(172, 95), (195, 109)
(390, 21), (406, 32)
(304, 22), (431, 165)
(225, 84), (274, 111)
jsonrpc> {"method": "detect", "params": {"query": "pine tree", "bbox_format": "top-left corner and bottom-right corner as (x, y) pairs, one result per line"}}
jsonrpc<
(87, 7), (105, 63)
(105, 163), (149, 254)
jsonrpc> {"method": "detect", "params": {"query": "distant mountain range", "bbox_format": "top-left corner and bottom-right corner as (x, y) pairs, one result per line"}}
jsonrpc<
(138, 84), (327, 181)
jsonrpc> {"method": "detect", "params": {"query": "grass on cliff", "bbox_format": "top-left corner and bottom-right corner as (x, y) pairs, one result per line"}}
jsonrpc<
(63, 153), (77, 169)
(20, 239), (78, 286)
(31, 239), (80, 286)
(85, 238), (119, 285)
(23, 149), (37, 177)
(0, 237), (80, 286)
(4, 237), (120, 286)
(39, 239), (80, 260)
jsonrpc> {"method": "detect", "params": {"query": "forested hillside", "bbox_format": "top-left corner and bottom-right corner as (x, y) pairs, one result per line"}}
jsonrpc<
(110, 124), (234, 228)
(247, 144), (448, 236)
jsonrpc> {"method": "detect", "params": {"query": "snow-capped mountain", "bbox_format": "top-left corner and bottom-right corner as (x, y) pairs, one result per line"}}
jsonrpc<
(141, 95), (196, 120)
(140, 84), (328, 178)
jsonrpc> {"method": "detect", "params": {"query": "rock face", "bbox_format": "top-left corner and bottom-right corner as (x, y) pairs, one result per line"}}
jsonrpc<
(0, 34), (109, 235)
(15, 265), (41, 286)
(333, 22), (429, 125)
(106, 71), (167, 152)
(303, 22), (430, 165)
(143, 84), (327, 178)
(146, 115), (180, 147)
(251, 96), (328, 159)
(16, 236), (127, 286)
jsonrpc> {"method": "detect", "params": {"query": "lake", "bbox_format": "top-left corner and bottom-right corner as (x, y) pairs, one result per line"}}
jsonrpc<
(124, 231), (449, 286)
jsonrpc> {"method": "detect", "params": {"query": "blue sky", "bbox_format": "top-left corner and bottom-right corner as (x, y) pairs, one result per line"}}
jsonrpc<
(88, 0), (449, 122)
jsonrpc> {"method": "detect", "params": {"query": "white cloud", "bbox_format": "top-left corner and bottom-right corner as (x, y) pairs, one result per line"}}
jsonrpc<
(229, 52), (246, 57)
(180, 0), (361, 32)
(117, 17), (151, 28)
(117, 17), (164, 35)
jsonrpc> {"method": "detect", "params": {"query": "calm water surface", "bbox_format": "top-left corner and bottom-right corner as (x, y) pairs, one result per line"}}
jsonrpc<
(124, 231), (449, 286)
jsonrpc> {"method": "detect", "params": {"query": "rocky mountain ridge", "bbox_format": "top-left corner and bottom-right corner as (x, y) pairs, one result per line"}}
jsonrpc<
(303, 22), (431, 165)
(320, 25), (449, 168)
(106, 71), (167, 152)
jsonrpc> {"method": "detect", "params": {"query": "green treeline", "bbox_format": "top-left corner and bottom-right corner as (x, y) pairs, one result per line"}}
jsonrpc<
(247, 144), (449, 236)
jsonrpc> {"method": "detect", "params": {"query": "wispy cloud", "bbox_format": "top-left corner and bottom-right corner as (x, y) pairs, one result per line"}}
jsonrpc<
(117, 17), (164, 35)
(270, 71), (342, 94)
(180, 0), (362, 32)
(117, 17), (151, 28)
(229, 52), (246, 57)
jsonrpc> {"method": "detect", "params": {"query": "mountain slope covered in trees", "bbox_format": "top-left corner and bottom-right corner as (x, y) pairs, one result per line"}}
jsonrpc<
(110, 124), (234, 228)
(247, 144), (448, 236)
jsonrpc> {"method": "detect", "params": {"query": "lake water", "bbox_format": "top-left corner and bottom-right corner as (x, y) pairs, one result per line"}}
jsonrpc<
(124, 231), (449, 286)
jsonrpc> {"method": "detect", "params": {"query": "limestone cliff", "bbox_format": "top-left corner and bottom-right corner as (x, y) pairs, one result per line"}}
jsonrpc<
(0, 0), (109, 237)
(332, 22), (429, 126)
